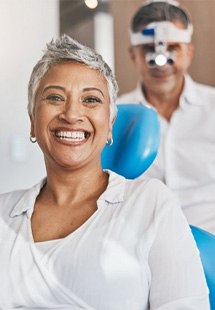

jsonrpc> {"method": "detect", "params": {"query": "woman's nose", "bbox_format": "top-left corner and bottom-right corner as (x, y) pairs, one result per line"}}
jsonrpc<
(59, 101), (83, 123)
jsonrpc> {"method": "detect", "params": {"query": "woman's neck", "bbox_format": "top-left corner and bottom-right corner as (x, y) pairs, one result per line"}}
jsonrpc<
(41, 163), (108, 208)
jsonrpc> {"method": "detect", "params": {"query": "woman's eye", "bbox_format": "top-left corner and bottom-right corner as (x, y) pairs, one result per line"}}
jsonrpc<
(84, 97), (102, 104)
(46, 94), (64, 102)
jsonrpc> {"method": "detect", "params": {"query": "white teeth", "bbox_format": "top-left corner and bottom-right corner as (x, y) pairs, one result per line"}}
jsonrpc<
(55, 131), (86, 141)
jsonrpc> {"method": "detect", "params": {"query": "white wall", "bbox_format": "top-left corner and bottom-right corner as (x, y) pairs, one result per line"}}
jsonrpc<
(0, 0), (59, 193)
(94, 12), (115, 72)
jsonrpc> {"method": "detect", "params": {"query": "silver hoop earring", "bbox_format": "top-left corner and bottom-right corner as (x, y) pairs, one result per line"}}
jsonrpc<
(30, 136), (37, 143)
(106, 138), (113, 146)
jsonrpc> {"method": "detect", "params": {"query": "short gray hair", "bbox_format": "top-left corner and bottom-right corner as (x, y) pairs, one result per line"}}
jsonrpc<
(28, 34), (118, 119)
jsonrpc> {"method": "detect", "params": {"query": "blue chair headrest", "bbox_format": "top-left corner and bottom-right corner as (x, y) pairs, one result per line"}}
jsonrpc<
(190, 225), (215, 308)
(101, 104), (160, 179)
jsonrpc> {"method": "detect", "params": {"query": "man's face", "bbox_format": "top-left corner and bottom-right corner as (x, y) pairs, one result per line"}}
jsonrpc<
(129, 20), (194, 96)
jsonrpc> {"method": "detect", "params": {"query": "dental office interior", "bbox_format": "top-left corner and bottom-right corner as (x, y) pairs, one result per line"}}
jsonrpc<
(0, 0), (215, 194)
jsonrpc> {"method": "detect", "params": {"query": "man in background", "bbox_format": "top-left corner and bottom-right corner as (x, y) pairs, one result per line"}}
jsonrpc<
(117, 0), (215, 234)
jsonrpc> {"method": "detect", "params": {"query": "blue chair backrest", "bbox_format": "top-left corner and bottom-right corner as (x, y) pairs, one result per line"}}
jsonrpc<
(101, 104), (160, 178)
(190, 225), (215, 308)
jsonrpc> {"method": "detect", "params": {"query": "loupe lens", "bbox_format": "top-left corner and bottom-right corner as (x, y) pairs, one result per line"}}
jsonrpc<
(155, 54), (167, 66)
(167, 58), (174, 65)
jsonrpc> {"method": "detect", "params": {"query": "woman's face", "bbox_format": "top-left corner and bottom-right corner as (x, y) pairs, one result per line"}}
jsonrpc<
(31, 62), (113, 171)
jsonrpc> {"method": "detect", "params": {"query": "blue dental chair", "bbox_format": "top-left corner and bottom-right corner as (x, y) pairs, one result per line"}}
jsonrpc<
(190, 225), (215, 308)
(101, 104), (160, 178)
(101, 103), (215, 309)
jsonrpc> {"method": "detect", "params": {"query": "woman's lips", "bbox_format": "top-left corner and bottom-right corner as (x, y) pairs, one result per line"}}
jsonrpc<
(53, 129), (90, 143)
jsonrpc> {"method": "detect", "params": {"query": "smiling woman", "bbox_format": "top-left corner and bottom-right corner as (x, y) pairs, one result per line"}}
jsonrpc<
(31, 62), (112, 171)
(0, 35), (210, 309)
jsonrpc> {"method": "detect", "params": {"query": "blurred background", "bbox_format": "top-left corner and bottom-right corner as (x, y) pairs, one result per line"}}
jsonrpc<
(0, 0), (214, 193)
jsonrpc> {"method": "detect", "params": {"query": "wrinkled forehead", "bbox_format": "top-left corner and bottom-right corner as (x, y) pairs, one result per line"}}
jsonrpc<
(130, 20), (193, 46)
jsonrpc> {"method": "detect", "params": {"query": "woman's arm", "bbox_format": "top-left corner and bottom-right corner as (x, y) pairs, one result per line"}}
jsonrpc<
(148, 190), (210, 309)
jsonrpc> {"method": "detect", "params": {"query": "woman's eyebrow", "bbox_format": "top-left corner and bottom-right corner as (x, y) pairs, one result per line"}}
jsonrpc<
(42, 85), (65, 93)
(42, 86), (105, 98)
(83, 87), (104, 98)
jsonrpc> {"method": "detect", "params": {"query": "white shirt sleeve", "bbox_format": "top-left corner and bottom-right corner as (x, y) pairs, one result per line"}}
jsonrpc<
(147, 188), (210, 309)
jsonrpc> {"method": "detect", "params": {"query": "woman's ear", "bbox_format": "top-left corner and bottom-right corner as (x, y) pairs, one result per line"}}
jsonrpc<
(29, 114), (35, 137)
(107, 115), (115, 141)
(110, 115), (115, 125)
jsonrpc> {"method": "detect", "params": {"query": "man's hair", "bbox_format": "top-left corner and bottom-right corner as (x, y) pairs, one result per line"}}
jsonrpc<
(28, 34), (118, 120)
(131, 2), (192, 32)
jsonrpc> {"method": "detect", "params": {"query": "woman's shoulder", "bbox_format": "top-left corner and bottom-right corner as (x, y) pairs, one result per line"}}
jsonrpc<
(107, 171), (177, 215)
(0, 188), (28, 219)
(0, 180), (44, 216)
(125, 176), (173, 200)
(108, 172), (183, 235)
(107, 170), (173, 201)
(124, 176), (180, 220)
(0, 188), (27, 203)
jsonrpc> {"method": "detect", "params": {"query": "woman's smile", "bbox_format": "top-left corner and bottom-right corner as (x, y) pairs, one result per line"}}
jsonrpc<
(52, 128), (91, 145)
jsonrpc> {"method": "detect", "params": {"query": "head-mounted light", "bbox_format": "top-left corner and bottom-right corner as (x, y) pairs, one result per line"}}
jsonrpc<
(130, 21), (193, 67)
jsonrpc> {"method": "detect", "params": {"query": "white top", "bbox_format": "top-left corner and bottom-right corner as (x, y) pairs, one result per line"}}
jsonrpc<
(117, 75), (215, 234)
(0, 171), (209, 309)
